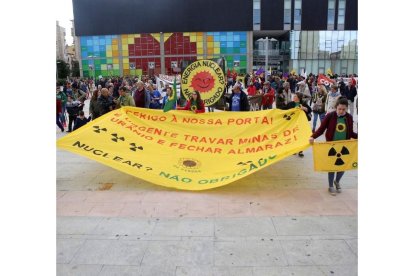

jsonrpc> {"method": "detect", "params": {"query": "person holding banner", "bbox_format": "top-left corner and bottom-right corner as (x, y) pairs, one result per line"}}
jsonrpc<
(309, 97), (358, 196)
(177, 90), (205, 113)
(162, 87), (176, 110)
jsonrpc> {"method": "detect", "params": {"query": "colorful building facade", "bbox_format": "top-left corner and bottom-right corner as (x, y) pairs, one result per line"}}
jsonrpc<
(79, 31), (249, 77)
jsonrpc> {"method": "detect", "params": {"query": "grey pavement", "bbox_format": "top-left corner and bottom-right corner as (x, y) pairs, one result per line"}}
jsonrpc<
(57, 98), (357, 275)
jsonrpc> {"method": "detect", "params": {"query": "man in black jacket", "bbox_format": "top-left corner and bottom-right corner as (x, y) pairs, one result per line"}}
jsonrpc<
(344, 82), (357, 115)
(65, 96), (81, 132)
(98, 88), (116, 116)
(226, 83), (250, 111)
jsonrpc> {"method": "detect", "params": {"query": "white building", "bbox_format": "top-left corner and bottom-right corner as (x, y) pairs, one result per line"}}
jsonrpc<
(56, 21), (67, 61)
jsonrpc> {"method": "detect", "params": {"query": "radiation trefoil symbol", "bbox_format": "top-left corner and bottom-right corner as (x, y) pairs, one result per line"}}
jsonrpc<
(328, 146), (350, 166)
(283, 112), (295, 120)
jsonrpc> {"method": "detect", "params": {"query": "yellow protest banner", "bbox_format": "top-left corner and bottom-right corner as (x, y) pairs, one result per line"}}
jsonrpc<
(312, 140), (358, 172)
(57, 107), (312, 190)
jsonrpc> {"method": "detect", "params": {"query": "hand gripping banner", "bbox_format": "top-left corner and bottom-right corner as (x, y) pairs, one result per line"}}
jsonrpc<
(57, 107), (312, 190)
(312, 140), (358, 172)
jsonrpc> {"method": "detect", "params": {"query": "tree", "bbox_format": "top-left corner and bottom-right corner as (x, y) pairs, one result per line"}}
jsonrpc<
(71, 61), (80, 77)
(56, 59), (70, 80)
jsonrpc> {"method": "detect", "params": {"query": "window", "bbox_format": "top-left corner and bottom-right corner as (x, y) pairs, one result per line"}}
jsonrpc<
(284, 0), (292, 30)
(338, 0), (346, 29)
(253, 0), (260, 28)
(294, 0), (302, 29)
(327, 0), (336, 29)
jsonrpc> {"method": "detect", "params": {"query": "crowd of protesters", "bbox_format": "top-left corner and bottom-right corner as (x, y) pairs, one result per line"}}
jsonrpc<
(56, 71), (358, 196)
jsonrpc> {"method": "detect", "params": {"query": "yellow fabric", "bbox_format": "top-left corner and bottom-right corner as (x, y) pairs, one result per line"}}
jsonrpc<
(312, 140), (358, 172)
(57, 107), (312, 190)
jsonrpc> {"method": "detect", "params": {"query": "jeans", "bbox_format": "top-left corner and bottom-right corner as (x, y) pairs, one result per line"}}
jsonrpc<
(56, 114), (64, 131)
(262, 105), (272, 110)
(312, 112), (326, 132)
(60, 103), (67, 125)
(328, 171), (345, 187)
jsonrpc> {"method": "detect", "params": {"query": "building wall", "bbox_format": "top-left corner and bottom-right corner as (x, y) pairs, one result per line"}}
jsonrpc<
(290, 30), (358, 74)
(79, 31), (249, 77)
(56, 21), (66, 61)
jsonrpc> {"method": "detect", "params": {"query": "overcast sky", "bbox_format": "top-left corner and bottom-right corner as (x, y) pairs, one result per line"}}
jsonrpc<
(57, 0), (74, 45)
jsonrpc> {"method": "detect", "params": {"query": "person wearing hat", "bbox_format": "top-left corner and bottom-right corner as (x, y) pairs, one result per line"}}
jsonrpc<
(261, 81), (275, 110)
(325, 84), (342, 114)
(285, 92), (312, 158)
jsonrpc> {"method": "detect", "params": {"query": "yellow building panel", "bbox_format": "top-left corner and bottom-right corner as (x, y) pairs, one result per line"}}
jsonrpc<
(101, 64), (107, 70)
(112, 39), (118, 45)
(113, 50), (119, 56)
(123, 69), (130, 75)
(207, 36), (213, 42)
(207, 42), (213, 48)
(207, 49), (214, 55)
(197, 48), (203, 55)
(197, 36), (203, 42)
(121, 34), (128, 39)
(183, 32), (189, 36)
(122, 50), (129, 56)
(136, 69), (143, 76)
(134, 34), (140, 38)
(207, 55), (213, 59)
(112, 44), (119, 50)
(129, 69), (135, 75)
(214, 47), (220, 54)
(113, 64), (119, 69)
(197, 32), (203, 36)
(113, 59), (119, 64)
(128, 38), (134, 44)
(106, 51), (112, 57)
(190, 35), (197, 43)
(214, 42), (220, 47)
(122, 38), (128, 44)
(106, 45), (112, 51)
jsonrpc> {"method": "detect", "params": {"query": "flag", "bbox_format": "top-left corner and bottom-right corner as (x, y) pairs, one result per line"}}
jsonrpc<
(313, 140), (358, 172)
(327, 68), (333, 76)
(163, 76), (177, 112)
(255, 67), (264, 75)
(317, 74), (335, 86)
(300, 69), (307, 79)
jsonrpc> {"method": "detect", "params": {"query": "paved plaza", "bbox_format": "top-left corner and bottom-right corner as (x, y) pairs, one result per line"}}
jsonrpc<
(56, 100), (357, 276)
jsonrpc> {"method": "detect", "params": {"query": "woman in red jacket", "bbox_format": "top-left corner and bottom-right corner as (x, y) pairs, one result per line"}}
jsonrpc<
(177, 90), (205, 113)
(309, 97), (358, 196)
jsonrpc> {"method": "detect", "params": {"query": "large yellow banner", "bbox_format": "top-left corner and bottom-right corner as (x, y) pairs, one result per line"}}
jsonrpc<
(57, 107), (312, 190)
(312, 140), (358, 172)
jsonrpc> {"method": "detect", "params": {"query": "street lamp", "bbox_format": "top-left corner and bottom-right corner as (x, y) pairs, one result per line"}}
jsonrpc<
(257, 37), (277, 81)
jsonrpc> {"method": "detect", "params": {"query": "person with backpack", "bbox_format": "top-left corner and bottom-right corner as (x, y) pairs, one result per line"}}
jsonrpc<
(309, 97), (358, 196)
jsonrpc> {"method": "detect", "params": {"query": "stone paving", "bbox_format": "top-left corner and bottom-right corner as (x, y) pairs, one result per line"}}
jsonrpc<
(57, 99), (357, 275)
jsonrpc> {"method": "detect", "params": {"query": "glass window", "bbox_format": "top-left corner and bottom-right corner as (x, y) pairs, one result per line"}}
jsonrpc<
(294, 9), (301, 24)
(284, 10), (291, 24)
(253, 10), (261, 25)
(339, 0), (346, 9)
(285, 0), (291, 7)
(328, 0), (335, 9)
(295, 0), (301, 9)
(253, 0), (260, 9)
(306, 31), (314, 59)
(328, 10), (335, 25)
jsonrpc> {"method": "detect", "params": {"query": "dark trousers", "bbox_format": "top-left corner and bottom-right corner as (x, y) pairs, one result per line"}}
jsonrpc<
(56, 114), (64, 131)
(68, 115), (77, 131)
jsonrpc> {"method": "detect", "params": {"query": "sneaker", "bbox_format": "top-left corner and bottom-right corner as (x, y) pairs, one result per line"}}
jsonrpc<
(334, 180), (342, 193)
(298, 151), (304, 158)
(328, 187), (336, 196)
